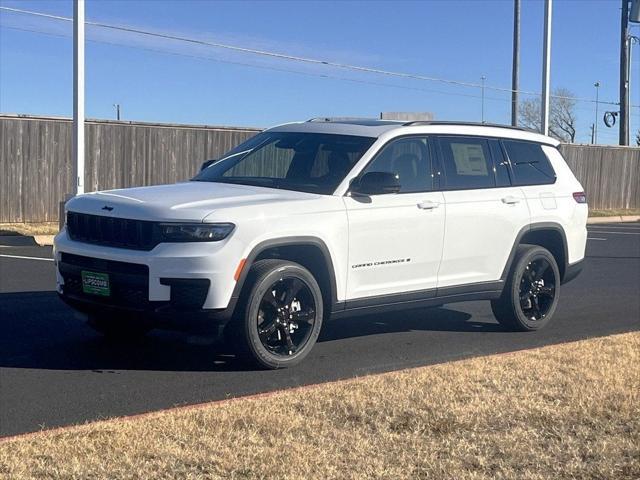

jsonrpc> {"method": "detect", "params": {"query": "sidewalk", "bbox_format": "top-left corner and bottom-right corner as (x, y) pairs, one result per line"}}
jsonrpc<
(586, 215), (640, 224)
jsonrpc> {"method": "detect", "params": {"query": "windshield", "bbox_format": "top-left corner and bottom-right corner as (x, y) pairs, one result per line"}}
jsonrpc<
(192, 132), (376, 194)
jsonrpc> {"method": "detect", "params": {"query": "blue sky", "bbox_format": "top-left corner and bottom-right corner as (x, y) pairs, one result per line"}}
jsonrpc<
(0, 0), (638, 144)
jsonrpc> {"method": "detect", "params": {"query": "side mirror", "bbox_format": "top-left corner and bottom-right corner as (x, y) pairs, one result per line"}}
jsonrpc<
(351, 171), (401, 195)
(200, 159), (215, 171)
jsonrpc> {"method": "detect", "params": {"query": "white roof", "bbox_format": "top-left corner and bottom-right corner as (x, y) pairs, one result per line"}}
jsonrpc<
(268, 119), (560, 146)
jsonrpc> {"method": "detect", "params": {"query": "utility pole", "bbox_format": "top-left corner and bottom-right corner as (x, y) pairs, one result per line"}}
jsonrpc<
(113, 103), (121, 121)
(73, 0), (85, 195)
(541, 0), (552, 136)
(511, 0), (521, 126)
(481, 75), (486, 123)
(620, 0), (630, 145)
(594, 81), (600, 144)
(628, 36), (639, 139)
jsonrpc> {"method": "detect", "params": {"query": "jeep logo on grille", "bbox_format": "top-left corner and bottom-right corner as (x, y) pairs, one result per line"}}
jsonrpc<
(101, 205), (114, 211)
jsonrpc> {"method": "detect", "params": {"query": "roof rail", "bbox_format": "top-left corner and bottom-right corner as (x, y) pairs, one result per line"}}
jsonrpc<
(306, 116), (379, 123)
(402, 120), (530, 132)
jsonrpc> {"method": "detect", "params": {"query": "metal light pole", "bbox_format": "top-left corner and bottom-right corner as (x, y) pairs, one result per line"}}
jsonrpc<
(628, 35), (639, 142)
(511, 0), (521, 126)
(113, 103), (121, 121)
(593, 82), (600, 144)
(73, 0), (85, 195)
(541, 0), (553, 136)
(481, 75), (486, 123)
(620, 0), (630, 145)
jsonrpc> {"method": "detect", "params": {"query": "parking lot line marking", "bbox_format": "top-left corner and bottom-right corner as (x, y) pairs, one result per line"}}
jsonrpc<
(0, 254), (54, 262)
(582, 231), (640, 235)
(587, 237), (607, 241)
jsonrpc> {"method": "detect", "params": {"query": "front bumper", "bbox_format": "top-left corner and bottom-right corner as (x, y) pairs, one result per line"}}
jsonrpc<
(58, 293), (233, 330)
(54, 228), (243, 325)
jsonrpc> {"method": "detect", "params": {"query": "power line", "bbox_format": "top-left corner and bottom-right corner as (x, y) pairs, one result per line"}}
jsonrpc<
(0, 5), (632, 108)
(1, 25), (514, 103)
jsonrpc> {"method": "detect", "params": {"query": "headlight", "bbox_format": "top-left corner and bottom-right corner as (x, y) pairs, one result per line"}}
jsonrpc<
(158, 223), (235, 242)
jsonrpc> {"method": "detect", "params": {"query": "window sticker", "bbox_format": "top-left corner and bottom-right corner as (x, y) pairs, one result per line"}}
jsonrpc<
(450, 143), (488, 176)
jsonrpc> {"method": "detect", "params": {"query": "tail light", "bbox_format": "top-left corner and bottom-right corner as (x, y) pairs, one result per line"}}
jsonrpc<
(573, 192), (587, 204)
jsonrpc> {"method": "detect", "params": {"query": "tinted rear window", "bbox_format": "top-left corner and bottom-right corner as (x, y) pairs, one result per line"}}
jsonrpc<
(503, 140), (556, 186)
(438, 137), (496, 190)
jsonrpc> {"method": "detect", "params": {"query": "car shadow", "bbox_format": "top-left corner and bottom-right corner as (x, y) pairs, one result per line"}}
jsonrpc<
(0, 291), (503, 372)
(319, 307), (502, 342)
(0, 231), (38, 246)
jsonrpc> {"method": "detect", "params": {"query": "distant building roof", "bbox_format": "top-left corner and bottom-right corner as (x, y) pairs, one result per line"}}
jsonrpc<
(380, 112), (434, 121)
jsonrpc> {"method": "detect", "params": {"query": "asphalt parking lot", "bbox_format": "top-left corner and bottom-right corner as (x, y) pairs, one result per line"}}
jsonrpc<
(0, 223), (638, 437)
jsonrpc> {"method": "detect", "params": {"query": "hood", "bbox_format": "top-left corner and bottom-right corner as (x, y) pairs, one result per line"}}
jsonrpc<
(65, 181), (318, 222)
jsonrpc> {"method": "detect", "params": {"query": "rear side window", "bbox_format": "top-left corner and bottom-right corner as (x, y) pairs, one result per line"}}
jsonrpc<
(438, 137), (495, 190)
(502, 140), (556, 186)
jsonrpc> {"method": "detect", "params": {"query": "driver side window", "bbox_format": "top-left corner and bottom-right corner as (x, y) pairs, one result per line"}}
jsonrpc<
(361, 137), (433, 193)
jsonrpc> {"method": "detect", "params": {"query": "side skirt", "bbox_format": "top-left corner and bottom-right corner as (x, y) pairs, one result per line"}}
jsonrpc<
(330, 281), (504, 319)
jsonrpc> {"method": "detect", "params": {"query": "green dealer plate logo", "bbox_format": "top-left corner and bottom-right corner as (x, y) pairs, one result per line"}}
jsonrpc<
(81, 271), (111, 296)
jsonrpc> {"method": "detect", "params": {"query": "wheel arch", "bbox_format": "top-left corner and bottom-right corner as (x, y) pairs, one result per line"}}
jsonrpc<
(501, 222), (569, 283)
(229, 236), (339, 317)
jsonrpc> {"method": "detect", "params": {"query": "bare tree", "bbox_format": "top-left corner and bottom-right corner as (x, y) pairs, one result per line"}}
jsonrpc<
(519, 88), (577, 143)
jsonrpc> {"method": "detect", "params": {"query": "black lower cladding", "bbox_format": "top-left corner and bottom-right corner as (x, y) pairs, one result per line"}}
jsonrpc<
(562, 259), (584, 285)
(58, 253), (217, 323)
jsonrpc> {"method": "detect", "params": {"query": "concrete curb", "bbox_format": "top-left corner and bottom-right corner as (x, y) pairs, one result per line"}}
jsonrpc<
(587, 215), (640, 224)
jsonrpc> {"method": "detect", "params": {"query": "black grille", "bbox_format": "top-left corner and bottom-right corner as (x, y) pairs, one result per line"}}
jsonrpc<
(66, 212), (157, 250)
(60, 252), (148, 275)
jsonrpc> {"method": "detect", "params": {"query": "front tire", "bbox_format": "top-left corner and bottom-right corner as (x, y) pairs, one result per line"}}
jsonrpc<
(230, 259), (323, 369)
(491, 245), (560, 331)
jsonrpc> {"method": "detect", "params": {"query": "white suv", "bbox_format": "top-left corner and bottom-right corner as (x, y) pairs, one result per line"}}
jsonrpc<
(54, 119), (588, 368)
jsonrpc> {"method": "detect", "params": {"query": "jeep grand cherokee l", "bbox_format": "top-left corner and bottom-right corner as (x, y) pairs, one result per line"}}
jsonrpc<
(54, 119), (588, 368)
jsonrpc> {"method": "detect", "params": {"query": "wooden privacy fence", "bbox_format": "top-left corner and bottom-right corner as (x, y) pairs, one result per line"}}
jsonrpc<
(558, 144), (640, 210)
(1, 114), (638, 223)
(0, 115), (259, 223)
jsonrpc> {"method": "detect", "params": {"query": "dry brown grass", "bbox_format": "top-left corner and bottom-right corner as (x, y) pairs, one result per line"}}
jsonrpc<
(0, 223), (59, 236)
(1, 332), (638, 480)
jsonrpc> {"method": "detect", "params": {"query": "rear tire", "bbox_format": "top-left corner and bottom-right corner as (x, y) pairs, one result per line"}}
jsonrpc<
(491, 244), (560, 331)
(88, 313), (152, 340)
(229, 259), (323, 369)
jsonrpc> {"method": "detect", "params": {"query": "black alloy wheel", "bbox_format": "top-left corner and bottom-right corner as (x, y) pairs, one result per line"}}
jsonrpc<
(491, 244), (560, 331)
(518, 257), (556, 321)
(257, 276), (317, 357)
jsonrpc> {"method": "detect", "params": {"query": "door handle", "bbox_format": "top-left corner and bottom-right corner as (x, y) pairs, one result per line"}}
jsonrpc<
(501, 196), (521, 205)
(417, 200), (440, 210)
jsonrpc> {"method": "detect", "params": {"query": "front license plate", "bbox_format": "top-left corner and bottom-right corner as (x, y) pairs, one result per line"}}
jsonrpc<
(81, 271), (111, 296)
